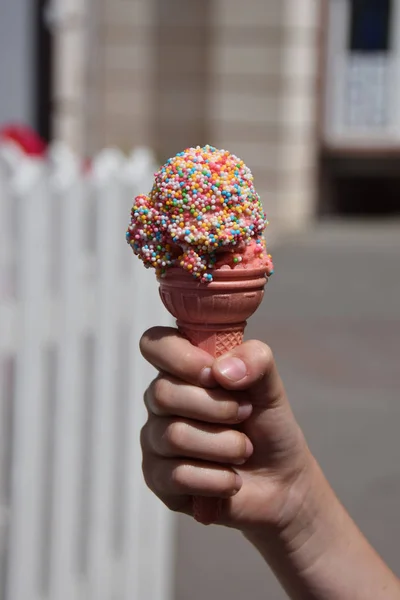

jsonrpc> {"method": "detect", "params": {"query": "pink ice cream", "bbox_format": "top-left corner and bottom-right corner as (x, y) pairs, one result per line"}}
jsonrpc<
(126, 145), (274, 282)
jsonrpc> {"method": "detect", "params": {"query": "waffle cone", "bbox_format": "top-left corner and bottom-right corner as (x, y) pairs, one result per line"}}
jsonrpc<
(158, 267), (268, 523)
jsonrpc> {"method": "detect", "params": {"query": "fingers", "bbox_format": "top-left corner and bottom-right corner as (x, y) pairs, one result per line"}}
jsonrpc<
(140, 330), (285, 410)
(140, 329), (284, 409)
(145, 374), (253, 424)
(142, 417), (253, 465)
(212, 340), (286, 405)
(140, 327), (215, 387)
(142, 456), (242, 511)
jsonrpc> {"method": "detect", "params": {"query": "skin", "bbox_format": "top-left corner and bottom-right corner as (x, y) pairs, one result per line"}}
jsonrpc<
(140, 327), (400, 600)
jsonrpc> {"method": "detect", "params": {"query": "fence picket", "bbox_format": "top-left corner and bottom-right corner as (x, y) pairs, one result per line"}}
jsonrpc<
(122, 261), (175, 600)
(7, 160), (51, 600)
(0, 158), (12, 600)
(0, 144), (175, 600)
(48, 149), (87, 600)
(88, 151), (125, 600)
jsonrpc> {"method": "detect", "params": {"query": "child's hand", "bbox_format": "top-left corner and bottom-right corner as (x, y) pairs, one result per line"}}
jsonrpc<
(140, 327), (313, 533)
(140, 328), (400, 599)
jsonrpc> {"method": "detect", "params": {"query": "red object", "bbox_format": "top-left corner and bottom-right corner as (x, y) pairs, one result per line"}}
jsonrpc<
(159, 266), (268, 524)
(82, 158), (92, 173)
(0, 124), (47, 157)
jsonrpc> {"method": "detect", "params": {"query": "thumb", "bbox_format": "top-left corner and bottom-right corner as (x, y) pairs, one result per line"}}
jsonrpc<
(212, 341), (306, 467)
(212, 340), (286, 408)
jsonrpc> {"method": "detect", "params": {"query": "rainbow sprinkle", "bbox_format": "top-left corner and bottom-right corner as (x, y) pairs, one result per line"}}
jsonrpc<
(126, 145), (273, 282)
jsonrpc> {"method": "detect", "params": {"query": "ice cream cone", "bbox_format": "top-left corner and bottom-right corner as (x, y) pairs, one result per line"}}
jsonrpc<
(159, 266), (268, 524)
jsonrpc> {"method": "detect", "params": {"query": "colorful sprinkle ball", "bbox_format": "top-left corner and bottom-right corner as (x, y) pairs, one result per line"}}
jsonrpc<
(126, 145), (274, 282)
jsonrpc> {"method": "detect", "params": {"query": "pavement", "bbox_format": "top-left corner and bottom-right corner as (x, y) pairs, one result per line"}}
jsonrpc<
(174, 220), (400, 600)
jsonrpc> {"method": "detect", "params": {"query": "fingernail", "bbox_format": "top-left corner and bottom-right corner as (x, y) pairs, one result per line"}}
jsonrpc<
(199, 367), (214, 387)
(237, 402), (253, 420)
(234, 438), (254, 465)
(245, 438), (253, 458)
(217, 357), (247, 382)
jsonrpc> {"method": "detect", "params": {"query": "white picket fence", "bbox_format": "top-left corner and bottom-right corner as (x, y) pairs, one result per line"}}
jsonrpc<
(0, 143), (174, 600)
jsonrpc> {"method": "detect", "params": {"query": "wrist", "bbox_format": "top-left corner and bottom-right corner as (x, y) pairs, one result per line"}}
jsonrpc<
(243, 458), (400, 600)
(243, 454), (343, 572)
(277, 458), (344, 571)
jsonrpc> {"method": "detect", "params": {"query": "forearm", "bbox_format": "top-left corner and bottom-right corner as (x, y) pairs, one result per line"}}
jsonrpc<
(245, 458), (400, 600)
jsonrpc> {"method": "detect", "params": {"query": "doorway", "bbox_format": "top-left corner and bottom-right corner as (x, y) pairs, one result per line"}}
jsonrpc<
(319, 155), (400, 216)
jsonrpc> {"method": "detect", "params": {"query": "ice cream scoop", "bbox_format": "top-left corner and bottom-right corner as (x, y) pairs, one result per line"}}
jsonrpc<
(126, 145), (274, 281)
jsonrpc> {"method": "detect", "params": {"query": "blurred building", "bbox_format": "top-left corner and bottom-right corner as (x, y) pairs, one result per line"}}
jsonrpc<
(321, 0), (400, 218)
(55, 0), (320, 230)
(2, 0), (400, 227)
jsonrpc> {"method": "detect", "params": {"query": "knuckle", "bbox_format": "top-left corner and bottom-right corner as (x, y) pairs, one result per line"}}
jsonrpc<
(170, 464), (190, 492)
(163, 420), (187, 453)
(139, 329), (152, 358)
(139, 327), (166, 358)
(139, 421), (150, 450)
(151, 377), (171, 413)
(254, 339), (274, 363)
(143, 386), (152, 412)
(247, 340), (274, 373)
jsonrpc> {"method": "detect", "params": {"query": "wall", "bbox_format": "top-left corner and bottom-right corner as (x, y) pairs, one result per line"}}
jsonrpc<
(209, 0), (320, 228)
(54, 0), (322, 223)
(95, 0), (156, 153)
(0, 0), (35, 127)
(208, 0), (283, 225)
(277, 0), (320, 228)
(50, 0), (90, 154)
